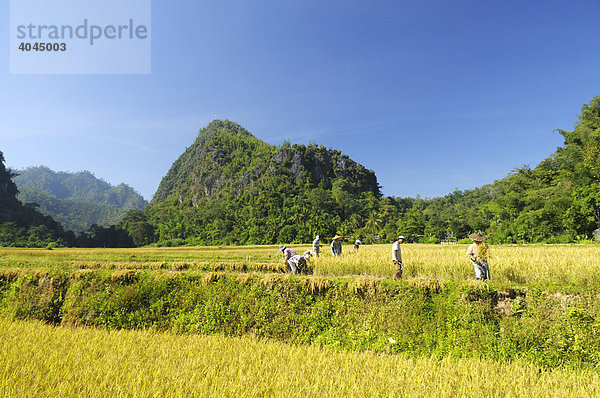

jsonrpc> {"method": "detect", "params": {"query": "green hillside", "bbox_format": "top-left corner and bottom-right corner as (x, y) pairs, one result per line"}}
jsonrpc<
(147, 97), (600, 245)
(0, 152), (74, 247)
(13, 166), (147, 233)
(147, 120), (383, 244)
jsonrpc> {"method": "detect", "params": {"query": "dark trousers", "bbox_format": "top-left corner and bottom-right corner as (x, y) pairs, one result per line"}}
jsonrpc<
(393, 260), (403, 280)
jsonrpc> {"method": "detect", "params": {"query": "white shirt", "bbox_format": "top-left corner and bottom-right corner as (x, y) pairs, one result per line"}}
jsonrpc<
(392, 241), (402, 262)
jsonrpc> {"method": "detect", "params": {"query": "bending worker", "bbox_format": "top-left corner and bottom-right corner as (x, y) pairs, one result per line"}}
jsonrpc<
(287, 250), (312, 274)
(279, 245), (297, 272)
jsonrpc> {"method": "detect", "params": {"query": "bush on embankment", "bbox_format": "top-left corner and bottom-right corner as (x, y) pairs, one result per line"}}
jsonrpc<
(0, 269), (599, 369)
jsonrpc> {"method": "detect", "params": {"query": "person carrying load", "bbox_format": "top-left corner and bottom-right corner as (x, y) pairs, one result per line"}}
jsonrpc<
(466, 233), (491, 281)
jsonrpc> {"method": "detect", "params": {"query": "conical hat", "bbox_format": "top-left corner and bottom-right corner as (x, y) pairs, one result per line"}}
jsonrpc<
(469, 233), (487, 241)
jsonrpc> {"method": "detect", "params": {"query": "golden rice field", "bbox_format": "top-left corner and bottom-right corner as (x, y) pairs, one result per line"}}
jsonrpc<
(1, 318), (599, 398)
(312, 243), (600, 287)
(1, 243), (599, 287)
(1, 244), (599, 396)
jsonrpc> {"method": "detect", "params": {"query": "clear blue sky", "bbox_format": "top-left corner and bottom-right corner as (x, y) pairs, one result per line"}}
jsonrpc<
(2, 0), (599, 201)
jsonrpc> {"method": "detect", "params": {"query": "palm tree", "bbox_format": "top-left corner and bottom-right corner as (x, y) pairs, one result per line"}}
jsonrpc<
(364, 211), (382, 243)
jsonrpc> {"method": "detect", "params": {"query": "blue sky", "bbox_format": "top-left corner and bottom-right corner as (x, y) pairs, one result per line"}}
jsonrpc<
(1, 0), (599, 201)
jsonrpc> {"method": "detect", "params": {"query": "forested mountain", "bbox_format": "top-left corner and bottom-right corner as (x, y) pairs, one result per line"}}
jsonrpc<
(147, 97), (600, 245)
(147, 120), (383, 244)
(0, 152), (75, 247)
(13, 167), (147, 232)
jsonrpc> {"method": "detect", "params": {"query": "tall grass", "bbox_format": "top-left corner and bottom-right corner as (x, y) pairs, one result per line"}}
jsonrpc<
(312, 244), (600, 287)
(0, 245), (284, 263)
(1, 318), (598, 397)
(0, 245), (288, 272)
(2, 243), (600, 287)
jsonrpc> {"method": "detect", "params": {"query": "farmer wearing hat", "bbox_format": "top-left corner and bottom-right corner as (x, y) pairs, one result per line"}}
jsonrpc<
(331, 235), (343, 256)
(466, 233), (491, 281)
(392, 236), (405, 280)
(279, 245), (297, 273)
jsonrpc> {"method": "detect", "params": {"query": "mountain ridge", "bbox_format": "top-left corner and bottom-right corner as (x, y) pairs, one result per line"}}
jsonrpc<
(13, 166), (148, 232)
(147, 119), (382, 244)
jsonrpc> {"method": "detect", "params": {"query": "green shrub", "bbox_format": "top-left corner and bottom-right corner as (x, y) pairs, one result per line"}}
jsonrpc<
(0, 272), (68, 324)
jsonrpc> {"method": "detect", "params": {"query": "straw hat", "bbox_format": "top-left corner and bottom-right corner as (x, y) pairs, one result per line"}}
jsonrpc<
(469, 233), (487, 241)
(332, 235), (343, 240)
(397, 236), (405, 241)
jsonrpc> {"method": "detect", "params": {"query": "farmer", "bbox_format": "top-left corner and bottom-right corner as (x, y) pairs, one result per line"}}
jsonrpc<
(287, 250), (312, 274)
(279, 245), (297, 273)
(353, 239), (361, 251)
(466, 233), (491, 281)
(331, 235), (343, 256)
(392, 235), (405, 280)
(312, 235), (321, 257)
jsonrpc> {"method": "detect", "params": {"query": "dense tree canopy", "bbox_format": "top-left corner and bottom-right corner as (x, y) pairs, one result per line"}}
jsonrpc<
(389, 96), (600, 243)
